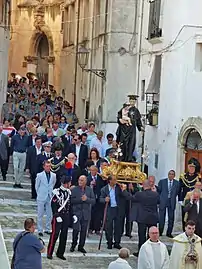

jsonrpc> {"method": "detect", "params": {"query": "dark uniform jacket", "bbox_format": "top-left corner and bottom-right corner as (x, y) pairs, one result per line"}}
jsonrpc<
(51, 186), (71, 216)
(178, 172), (200, 201)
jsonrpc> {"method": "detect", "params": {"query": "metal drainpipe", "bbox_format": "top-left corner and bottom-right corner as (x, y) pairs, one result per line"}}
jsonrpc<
(136, 0), (144, 102)
(100, 0), (108, 126)
(88, 0), (95, 122)
(73, 0), (81, 112)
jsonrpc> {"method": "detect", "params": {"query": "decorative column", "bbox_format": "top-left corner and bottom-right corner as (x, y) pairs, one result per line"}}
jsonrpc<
(24, 56), (38, 74)
(47, 56), (55, 85)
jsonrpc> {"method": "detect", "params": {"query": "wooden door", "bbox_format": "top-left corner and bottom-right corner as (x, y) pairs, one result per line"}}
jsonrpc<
(185, 148), (202, 173)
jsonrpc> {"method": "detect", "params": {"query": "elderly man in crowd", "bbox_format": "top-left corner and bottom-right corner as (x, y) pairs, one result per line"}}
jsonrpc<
(108, 248), (132, 269)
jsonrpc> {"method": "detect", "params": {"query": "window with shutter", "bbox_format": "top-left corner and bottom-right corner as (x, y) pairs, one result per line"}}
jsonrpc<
(148, 0), (162, 40)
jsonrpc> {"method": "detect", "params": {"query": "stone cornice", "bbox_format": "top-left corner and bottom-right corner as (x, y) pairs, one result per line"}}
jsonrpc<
(18, 0), (64, 8)
(64, 0), (75, 8)
(24, 55), (38, 64)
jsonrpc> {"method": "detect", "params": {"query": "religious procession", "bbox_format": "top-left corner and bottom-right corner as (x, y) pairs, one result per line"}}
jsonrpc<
(1, 74), (202, 269)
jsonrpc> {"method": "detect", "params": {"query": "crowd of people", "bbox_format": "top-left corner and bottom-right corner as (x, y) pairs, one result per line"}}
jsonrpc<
(2, 77), (202, 269)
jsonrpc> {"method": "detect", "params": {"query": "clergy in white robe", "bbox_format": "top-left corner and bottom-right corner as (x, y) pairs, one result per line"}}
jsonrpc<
(169, 231), (202, 269)
(138, 239), (169, 269)
(138, 226), (170, 269)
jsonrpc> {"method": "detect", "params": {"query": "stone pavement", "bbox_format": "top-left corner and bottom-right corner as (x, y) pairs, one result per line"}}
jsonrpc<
(0, 162), (182, 269)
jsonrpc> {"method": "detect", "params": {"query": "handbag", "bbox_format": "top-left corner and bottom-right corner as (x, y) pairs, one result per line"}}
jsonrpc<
(11, 231), (30, 269)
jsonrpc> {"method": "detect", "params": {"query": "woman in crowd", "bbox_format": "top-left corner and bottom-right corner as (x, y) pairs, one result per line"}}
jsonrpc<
(86, 123), (96, 148)
(89, 148), (101, 171)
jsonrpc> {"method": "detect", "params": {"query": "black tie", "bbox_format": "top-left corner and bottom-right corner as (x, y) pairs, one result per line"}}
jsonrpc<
(168, 180), (172, 198)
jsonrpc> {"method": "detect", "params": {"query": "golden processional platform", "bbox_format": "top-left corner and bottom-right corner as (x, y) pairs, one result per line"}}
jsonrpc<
(101, 159), (147, 184)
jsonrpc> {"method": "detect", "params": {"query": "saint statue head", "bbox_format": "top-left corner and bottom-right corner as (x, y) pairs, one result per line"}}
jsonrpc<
(128, 94), (139, 107)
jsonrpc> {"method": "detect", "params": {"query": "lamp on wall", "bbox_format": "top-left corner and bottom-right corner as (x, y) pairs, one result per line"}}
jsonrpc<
(77, 45), (107, 80)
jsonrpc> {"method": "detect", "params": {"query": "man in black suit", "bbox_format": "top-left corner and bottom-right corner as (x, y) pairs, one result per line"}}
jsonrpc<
(184, 189), (202, 238)
(130, 179), (159, 256)
(36, 141), (53, 173)
(61, 127), (72, 157)
(87, 165), (107, 234)
(69, 134), (88, 172)
(100, 175), (129, 249)
(70, 175), (95, 253)
(158, 170), (180, 238)
(0, 123), (9, 181)
(26, 136), (43, 199)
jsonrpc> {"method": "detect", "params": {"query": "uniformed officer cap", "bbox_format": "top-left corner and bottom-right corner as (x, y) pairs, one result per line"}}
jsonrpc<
(39, 100), (45, 106)
(57, 96), (63, 101)
(61, 175), (71, 184)
(19, 105), (25, 110)
(7, 93), (13, 99)
(188, 158), (201, 173)
(42, 141), (52, 147)
(128, 94), (139, 101)
(63, 100), (70, 106)
(53, 142), (64, 152)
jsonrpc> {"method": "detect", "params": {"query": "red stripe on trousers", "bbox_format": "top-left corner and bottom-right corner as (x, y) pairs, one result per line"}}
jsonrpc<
(47, 217), (56, 256)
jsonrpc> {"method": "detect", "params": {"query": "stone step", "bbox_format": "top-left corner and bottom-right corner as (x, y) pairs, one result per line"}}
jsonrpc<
(7, 252), (138, 269)
(0, 181), (31, 189)
(0, 188), (31, 200)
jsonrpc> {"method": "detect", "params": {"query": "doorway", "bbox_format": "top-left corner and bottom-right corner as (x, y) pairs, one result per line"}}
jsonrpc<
(36, 34), (49, 85)
(184, 129), (202, 172)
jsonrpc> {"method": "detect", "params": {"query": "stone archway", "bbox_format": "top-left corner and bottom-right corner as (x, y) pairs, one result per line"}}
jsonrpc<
(177, 117), (202, 173)
(25, 27), (55, 86)
(29, 27), (54, 57)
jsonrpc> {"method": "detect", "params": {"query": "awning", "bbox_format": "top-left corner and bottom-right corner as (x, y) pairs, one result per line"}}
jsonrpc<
(146, 55), (162, 94)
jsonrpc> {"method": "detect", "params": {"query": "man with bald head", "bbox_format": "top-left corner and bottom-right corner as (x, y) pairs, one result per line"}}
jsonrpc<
(138, 226), (169, 269)
(108, 248), (132, 269)
(70, 175), (95, 253)
(130, 179), (159, 256)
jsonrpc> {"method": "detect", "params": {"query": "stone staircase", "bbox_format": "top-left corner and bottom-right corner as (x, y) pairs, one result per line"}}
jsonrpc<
(0, 162), (182, 269)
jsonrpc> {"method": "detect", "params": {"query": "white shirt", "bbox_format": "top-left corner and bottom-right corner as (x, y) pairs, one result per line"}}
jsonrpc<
(102, 142), (112, 157)
(75, 144), (81, 165)
(90, 137), (105, 157)
(35, 146), (42, 155)
(108, 258), (132, 269)
(45, 152), (51, 158)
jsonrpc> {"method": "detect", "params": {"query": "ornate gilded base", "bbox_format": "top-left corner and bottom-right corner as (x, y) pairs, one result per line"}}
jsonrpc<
(101, 160), (147, 183)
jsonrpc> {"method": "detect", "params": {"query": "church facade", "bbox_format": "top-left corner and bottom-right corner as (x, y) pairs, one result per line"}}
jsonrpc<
(9, 0), (63, 91)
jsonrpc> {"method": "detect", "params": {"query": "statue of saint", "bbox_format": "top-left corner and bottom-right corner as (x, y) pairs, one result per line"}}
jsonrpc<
(116, 94), (144, 162)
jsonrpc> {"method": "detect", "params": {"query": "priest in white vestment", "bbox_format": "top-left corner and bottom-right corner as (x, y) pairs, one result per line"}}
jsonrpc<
(138, 226), (169, 269)
(169, 220), (202, 269)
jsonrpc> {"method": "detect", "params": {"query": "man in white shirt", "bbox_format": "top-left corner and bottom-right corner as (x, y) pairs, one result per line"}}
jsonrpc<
(138, 226), (169, 269)
(90, 130), (104, 157)
(108, 248), (132, 269)
(69, 134), (88, 171)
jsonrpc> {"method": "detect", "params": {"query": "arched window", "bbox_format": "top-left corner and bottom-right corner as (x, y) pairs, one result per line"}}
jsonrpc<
(185, 129), (202, 150)
(36, 34), (49, 85)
